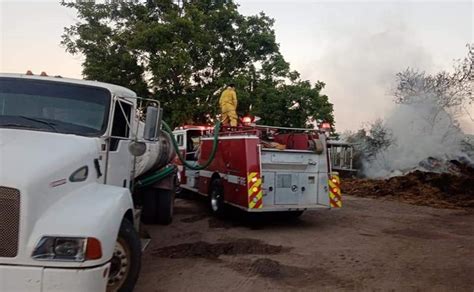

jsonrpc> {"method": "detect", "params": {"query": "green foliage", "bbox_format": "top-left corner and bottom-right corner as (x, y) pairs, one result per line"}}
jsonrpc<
(344, 118), (395, 173)
(346, 119), (394, 158)
(61, 0), (334, 128)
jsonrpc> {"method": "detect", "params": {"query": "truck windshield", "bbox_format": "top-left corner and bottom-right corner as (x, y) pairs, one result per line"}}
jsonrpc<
(0, 77), (110, 136)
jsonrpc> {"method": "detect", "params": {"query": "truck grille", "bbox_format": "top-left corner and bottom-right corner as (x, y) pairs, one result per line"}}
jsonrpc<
(0, 186), (20, 257)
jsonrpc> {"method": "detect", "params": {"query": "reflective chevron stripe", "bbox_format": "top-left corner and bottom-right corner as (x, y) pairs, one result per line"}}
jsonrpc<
(329, 173), (342, 208)
(247, 172), (263, 209)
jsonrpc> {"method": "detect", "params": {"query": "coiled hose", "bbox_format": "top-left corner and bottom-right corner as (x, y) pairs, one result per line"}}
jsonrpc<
(135, 120), (221, 188)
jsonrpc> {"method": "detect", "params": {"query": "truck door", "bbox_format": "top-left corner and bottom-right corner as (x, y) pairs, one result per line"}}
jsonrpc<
(104, 99), (133, 188)
(174, 131), (186, 183)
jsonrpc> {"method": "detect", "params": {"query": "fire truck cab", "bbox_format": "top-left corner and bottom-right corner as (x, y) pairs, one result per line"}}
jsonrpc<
(173, 124), (341, 216)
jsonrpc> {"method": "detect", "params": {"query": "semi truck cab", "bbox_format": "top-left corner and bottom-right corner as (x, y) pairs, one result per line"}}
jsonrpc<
(0, 73), (175, 291)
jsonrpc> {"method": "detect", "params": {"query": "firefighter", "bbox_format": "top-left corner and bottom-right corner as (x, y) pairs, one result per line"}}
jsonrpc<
(219, 83), (238, 127)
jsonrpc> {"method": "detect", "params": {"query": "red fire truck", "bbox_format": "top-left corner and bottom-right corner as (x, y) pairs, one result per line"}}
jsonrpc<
(173, 123), (341, 216)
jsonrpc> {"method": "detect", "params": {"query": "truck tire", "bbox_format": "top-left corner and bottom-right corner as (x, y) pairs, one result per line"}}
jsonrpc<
(141, 188), (174, 225)
(156, 189), (174, 225)
(209, 178), (226, 217)
(107, 219), (141, 292)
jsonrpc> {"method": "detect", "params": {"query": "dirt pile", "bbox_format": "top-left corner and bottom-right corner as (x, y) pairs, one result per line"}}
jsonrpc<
(342, 162), (474, 209)
(152, 239), (289, 259)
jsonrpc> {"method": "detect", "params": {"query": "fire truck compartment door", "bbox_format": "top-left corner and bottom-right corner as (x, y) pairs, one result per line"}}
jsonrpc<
(262, 172), (275, 206)
(317, 172), (330, 206)
(299, 173), (318, 205)
(186, 168), (200, 189)
(274, 173), (300, 204)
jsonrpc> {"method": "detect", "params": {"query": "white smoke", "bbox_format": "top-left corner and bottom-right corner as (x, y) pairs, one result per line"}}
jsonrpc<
(362, 97), (470, 178)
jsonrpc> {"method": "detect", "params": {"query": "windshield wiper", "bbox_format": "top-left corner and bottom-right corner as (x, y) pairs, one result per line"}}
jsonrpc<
(17, 116), (59, 133)
(0, 123), (36, 129)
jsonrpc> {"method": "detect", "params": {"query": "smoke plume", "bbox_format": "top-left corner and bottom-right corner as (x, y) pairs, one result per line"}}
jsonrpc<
(362, 99), (469, 178)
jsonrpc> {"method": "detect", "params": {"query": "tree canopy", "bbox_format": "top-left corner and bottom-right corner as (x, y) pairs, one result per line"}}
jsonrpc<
(394, 44), (473, 125)
(62, 0), (334, 128)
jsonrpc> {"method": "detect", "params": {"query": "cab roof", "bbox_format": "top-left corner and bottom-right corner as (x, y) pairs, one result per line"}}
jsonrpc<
(0, 73), (137, 99)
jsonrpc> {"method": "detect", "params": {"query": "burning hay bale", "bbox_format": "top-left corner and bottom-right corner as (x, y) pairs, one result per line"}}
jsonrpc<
(339, 46), (474, 209)
(342, 161), (474, 209)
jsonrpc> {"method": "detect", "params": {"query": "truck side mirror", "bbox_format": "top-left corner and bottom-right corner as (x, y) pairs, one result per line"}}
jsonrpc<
(128, 141), (147, 156)
(144, 106), (163, 140)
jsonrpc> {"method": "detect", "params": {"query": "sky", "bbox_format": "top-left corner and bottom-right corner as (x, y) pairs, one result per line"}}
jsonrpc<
(1, 0), (473, 133)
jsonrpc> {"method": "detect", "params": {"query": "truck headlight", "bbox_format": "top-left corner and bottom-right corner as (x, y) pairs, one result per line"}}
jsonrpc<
(32, 236), (102, 262)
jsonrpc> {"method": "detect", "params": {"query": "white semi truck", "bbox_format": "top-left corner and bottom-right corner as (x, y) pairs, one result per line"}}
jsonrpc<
(0, 73), (177, 291)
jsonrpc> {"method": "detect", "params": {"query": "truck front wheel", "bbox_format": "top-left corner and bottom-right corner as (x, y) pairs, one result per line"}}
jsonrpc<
(107, 219), (141, 292)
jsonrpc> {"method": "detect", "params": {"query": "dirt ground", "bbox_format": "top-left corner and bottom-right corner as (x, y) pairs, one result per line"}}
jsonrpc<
(136, 195), (474, 292)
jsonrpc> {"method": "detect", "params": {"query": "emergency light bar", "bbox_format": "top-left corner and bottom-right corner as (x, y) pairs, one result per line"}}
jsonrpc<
(242, 116), (252, 124)
(320, 122), (331, 131)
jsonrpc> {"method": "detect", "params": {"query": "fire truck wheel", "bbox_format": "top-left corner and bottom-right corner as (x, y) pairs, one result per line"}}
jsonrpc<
(107, 219), (141, 292)
(209, 179), (226, 216)
(141, 188), (175, 225)
(175, 172), (182, 195)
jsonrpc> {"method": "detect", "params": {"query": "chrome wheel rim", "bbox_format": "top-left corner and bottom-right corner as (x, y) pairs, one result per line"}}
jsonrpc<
(211, 190), (220, 212)
(107, 238), (130, 291)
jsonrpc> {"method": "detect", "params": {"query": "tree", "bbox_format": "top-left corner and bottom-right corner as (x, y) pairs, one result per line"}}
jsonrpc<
(61, 0), (334, 128)
(344, 119), (394, 172)
(394, 44), (473, 126)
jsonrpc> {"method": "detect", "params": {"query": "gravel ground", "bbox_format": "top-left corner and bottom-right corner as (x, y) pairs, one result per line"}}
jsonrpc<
(136, 195), (474, 291)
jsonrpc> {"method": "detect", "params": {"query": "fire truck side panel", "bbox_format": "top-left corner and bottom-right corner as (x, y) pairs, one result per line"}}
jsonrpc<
(199, 136), (261, 208)
(198, 137), (222, 195)
(242, 138), (262, 208)
(317, 133), (331, 207)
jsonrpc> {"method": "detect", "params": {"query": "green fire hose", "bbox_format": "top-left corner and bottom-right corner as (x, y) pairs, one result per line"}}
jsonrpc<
(135, 120), (221, 188)
(135, 165), (176, 188)
(162, 120), (221, 170)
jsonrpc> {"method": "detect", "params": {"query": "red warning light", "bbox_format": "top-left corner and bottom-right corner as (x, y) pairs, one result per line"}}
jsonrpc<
(321, 122), (331, 131)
